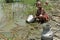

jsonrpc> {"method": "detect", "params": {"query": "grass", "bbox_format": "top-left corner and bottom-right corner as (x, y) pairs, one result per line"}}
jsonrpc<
(23, 0), (36, 5)
(0, 0), (5, 3)
(25, 6), (36, 15)
(24, 0), (52, 15)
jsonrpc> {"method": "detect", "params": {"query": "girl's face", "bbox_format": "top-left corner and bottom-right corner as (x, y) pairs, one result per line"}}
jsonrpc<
(37, 1), (42, 8)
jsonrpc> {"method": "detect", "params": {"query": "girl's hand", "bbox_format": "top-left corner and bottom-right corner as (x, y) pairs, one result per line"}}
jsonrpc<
(40, 14), (43, 16)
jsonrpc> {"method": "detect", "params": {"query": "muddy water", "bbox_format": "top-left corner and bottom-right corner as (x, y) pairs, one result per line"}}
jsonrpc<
(0, 3), (7, 28)
(0, 4), (41, 38)
(0, 3), (29, 39)
(12, 3), (27, 26)
(0, 3), (36, 32)
(0, 3), (27, 32)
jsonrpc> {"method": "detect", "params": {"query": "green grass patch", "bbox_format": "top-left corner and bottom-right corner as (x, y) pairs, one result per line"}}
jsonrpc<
(23, 0), (36, 5)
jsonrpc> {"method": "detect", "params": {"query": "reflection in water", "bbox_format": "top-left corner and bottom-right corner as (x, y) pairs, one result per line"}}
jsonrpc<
(0, 3), (6, 28)
(12, 3), (27, 26)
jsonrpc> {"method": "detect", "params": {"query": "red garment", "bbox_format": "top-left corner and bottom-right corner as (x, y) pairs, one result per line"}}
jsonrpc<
(38, 13), (49, 21)
(41, 14), (49, 21)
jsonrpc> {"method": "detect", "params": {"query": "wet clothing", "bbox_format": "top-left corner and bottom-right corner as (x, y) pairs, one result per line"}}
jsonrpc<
(38, 13), (49, 23)
(36, 7), (42, 16)
(42, 13), (49, 21)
